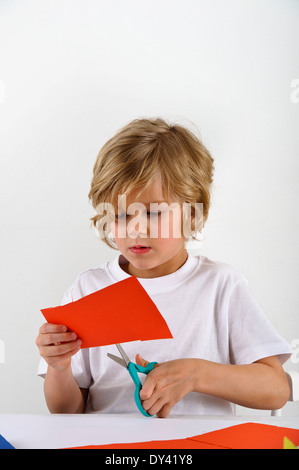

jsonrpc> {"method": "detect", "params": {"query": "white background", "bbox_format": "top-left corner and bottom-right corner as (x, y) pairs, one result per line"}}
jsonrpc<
(0, 0), (298, 416)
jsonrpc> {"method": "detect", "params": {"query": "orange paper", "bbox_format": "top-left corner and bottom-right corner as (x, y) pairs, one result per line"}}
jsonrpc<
(67, 439), (214, 449)
(41, 277), (173, 348)
(190, 422), (299, 449)
(66, 423), (299, 449)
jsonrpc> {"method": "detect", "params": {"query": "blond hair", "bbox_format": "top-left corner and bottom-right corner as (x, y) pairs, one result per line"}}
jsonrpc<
(88, 118), (214, 249)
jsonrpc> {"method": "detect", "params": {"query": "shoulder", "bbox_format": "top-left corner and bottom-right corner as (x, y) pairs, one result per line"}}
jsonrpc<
(190, 255), (249, 296)
(62, 260), (113, 303)
(194, 255), (248, 292)
(75, 260), (111, 285)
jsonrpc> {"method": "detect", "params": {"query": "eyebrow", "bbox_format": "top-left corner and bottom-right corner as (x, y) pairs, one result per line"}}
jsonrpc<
(114, 201), (168, 213)
(142, 200), (167, 205)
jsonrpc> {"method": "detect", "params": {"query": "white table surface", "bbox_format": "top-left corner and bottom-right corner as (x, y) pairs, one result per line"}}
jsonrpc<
(0, 414), (299, 449)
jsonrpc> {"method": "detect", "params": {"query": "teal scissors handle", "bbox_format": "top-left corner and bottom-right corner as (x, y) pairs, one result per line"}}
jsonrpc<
(128, 361), (158, 417)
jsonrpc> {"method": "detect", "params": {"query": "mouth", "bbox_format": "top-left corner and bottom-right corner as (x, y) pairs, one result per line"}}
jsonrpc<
(129, 245), (151, 254)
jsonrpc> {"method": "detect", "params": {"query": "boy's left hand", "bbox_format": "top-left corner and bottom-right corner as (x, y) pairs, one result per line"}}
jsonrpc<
(135, 354), (196, 418)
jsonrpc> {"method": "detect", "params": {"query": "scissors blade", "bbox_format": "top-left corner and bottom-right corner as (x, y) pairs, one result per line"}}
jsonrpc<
(116, 343), (131, 368)
(107, 353), (127, 368)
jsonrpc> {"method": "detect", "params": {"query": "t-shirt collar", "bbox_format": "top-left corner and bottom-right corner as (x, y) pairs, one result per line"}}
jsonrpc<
(107, 252), (200, 294)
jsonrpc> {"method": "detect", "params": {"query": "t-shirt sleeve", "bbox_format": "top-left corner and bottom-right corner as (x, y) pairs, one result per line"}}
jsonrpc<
(227, 277), (293, 365)
(37, 285), (92, 390)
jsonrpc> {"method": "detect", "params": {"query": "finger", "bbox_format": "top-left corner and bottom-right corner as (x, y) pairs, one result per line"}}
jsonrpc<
(146, 397), (166, 416)
(41, 339), (82, 357)
(46, 346), (82, 367)
(41, 341), (81, 359)
(135, 354), (149, 367)
(37, 331), (77, 347)
(141, 388), (160, 412)
(156, 403), (173, 419)
(139, 371), (157, 401)
(42, 331), (78, 346)
(39, 323), (68, 334)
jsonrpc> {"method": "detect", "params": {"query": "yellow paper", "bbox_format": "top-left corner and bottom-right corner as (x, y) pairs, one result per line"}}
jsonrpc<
(283, 437), (298, 449)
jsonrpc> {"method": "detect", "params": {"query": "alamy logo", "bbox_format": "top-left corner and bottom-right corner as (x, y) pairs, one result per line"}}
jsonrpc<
(290, 339), (299, 364)
(0, 80), (5, 104)
(0, 340), (5, 364)
(290, 79), (299, 104)
(95, 196), (203, 240)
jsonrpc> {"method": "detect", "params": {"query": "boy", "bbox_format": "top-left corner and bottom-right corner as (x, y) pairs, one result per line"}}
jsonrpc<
(36, 118), (292, 417)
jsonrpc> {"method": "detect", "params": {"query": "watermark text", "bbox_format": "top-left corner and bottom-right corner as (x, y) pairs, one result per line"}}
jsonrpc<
(0, 340), (5, 363)
(95, 196), (203, 240)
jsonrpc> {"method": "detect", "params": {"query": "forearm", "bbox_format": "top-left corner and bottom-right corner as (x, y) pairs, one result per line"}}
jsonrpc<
(194, 358), (290, 410)
(44, 365), (86, 413)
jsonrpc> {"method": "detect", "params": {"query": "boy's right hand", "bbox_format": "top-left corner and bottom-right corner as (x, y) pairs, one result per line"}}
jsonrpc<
(36, 323), (82, 371)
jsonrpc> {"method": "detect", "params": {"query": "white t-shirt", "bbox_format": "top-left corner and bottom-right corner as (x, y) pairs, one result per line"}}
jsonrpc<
(38, 253), (292, 415)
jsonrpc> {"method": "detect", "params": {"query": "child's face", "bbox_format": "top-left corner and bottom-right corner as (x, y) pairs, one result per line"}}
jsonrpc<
(110, 181), (188, 278)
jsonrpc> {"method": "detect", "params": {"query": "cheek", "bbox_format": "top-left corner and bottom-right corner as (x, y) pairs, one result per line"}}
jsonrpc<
(110, 220), (126, 240)
(158, 212), (182, 240)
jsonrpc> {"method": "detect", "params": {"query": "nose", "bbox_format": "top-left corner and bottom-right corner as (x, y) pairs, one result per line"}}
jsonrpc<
(127, 211), (148, 239)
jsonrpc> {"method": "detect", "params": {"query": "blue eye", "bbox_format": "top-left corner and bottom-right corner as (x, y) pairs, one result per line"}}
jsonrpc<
(115, 213), (126, 220)
(147, 211), (161, 217)
(115, 211), (161, 220)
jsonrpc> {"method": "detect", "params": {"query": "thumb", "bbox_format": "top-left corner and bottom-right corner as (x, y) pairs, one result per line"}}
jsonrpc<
(135, 354), (149, 367)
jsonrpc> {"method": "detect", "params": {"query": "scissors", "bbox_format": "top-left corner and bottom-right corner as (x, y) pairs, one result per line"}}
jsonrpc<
(107, 343), (157, 417)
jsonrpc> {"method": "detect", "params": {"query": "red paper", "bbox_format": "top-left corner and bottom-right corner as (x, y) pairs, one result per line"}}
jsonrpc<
(41, 276), (173, 348)
(190, 422), (299, 449)
(67, 439), (213, 449)
(66, 423), (299, 449)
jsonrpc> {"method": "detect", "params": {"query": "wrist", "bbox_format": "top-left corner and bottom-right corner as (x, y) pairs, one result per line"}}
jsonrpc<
(47, 363), (72, 379)
(191, 358), (210, 394)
